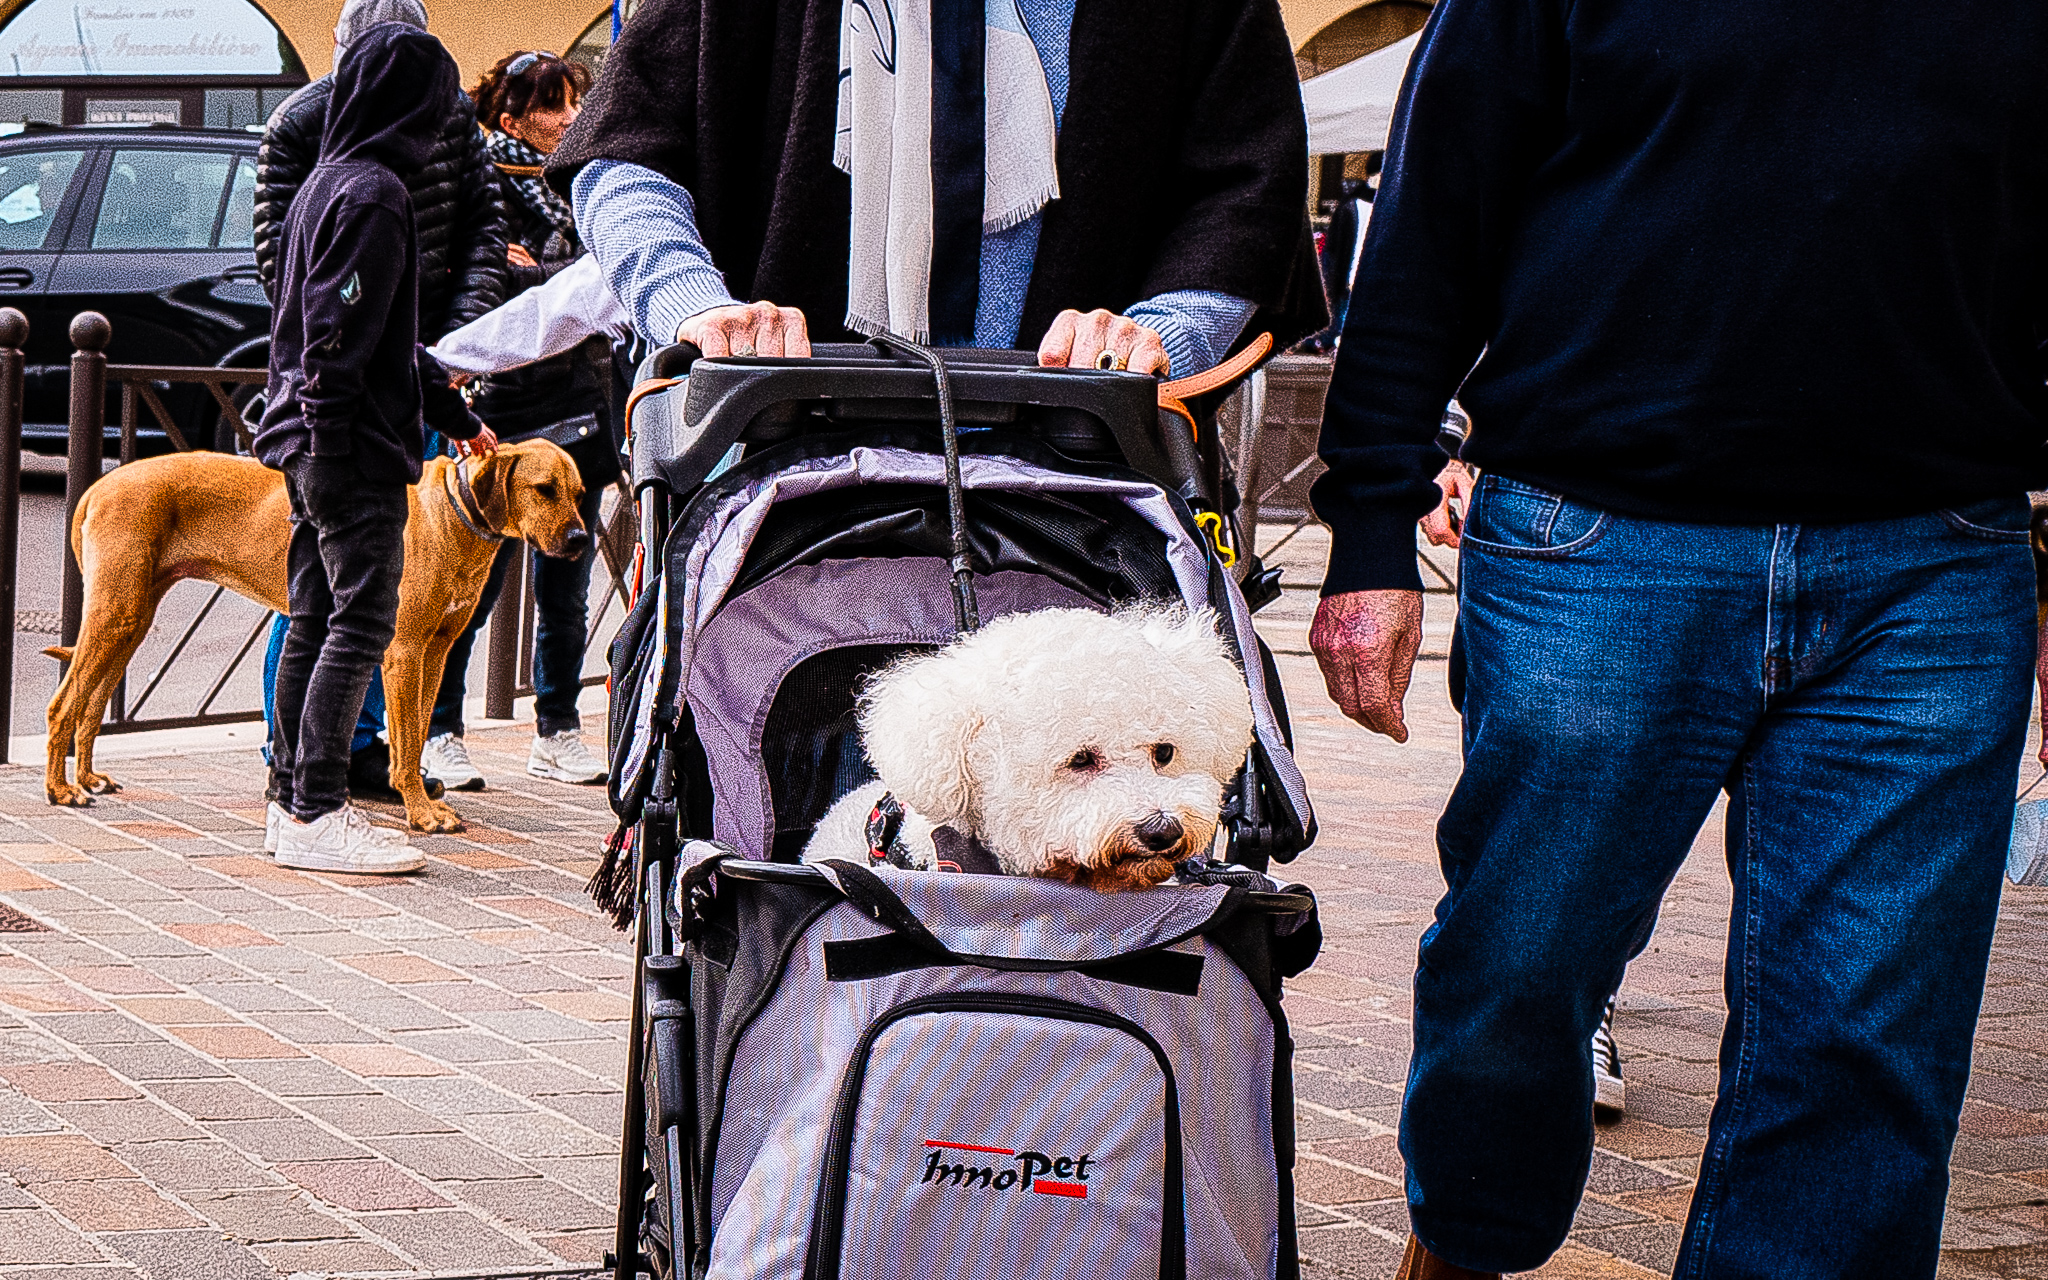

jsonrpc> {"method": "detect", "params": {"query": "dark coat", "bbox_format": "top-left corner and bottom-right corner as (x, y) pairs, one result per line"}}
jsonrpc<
(547, 0), (1325, 351)
(255, 72), (507, 341)
(255, 25), (482, 485)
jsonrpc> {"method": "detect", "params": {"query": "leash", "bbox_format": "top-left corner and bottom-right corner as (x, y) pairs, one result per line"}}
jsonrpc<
(871, 333), (980, 634)
(443, 457), (507, 543)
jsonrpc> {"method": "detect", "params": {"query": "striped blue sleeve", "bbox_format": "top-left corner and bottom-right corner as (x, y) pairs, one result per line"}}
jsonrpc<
(1125, 290), (1257, 378)
(572, 159), (742, 344)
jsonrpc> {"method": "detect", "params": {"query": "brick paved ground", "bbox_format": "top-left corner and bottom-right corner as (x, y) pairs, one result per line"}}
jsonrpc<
(0, 528), (2042, 1279)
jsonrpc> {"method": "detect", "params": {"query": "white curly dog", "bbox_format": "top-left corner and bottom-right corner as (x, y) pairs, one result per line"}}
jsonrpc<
(803, 604), (1255, 891)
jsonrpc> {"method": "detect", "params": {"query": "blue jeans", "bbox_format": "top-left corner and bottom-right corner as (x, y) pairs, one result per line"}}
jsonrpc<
(429, 476), (605, 739)
(1407, 475), (2035, 1277)
(264, 604), (382, 757)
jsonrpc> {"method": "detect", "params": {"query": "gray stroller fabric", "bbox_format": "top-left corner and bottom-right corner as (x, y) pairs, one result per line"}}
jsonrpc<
(677, 846), (1306, 1280)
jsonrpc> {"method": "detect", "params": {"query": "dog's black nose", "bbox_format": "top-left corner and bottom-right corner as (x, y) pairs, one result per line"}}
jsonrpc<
(559, 527), (592, 559)
(1134, 812), (1184, 852)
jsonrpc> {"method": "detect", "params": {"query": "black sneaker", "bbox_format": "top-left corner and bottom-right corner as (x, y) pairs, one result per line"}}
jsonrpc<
(346, 740), (445, 803)
(1592, 995), (1626, 1121)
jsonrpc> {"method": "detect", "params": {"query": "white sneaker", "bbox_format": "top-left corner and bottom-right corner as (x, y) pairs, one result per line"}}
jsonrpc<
(528, 731), (607, 785)
(264, 801), (286, 854)
(1592, 995), (1626, 1120)
(275, 803), (425, 875)
(423, 732), (486, 791)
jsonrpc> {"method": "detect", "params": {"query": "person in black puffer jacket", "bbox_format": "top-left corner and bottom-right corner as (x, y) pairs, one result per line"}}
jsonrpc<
(419, 49), (617, 794)
(254, 0), (506, 340)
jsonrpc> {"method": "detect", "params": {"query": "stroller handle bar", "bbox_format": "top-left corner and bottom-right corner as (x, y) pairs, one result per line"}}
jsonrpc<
(714, 858), (1315, 915)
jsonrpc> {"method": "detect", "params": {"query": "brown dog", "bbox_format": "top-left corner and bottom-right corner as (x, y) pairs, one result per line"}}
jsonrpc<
(44, 440), (589, 832)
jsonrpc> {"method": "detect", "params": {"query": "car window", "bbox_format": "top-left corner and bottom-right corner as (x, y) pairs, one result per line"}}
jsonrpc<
(217, 155), (257, 250)
(0, 149), (87, 251)
(91, 149), (236, 250)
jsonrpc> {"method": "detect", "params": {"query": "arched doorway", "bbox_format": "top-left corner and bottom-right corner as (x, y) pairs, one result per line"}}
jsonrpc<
(1295, 0), (1431, 79)
(0, 0), (307, 129)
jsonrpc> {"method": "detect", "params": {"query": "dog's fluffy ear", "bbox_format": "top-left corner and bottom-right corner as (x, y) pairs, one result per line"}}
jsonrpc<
(1121, 602), (1257, 760)
(857, 648), (984, 827)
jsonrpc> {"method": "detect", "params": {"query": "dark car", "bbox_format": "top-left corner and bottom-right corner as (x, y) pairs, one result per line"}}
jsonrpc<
(0, 122), (269, 455)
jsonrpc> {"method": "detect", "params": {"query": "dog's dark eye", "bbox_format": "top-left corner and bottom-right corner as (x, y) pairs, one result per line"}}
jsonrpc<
(1065, 749), (1099, 772)
(535, 482), (558, 499)
(1152, 743), (1175, 767)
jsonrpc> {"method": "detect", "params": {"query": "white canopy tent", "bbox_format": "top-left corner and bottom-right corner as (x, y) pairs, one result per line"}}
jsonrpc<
(1301, 32), (1421, 156)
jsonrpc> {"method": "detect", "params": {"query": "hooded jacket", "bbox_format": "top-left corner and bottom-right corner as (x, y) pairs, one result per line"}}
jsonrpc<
(254, 23), (482, 483)
(255, 74), (505, 339)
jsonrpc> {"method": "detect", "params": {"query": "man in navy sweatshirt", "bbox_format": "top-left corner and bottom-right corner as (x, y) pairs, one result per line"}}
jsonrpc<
(253, 23), (490, 874)
(1310, 3), (2047, 1278)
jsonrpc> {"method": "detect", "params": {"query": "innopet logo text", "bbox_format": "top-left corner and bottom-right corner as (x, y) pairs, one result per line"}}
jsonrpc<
(920, 1140), (1093, 1198)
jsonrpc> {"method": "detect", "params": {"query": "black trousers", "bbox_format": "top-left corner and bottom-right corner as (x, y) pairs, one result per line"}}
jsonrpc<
(269, 454), (407, 820)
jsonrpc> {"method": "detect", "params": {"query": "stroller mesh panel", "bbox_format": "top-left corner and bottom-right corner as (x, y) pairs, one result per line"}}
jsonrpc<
(727, 483), (1181, 605)
(759, 643), (930, 862)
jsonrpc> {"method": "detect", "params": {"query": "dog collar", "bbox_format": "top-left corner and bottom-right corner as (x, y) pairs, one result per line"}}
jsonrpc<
(444, 458), (506, 543)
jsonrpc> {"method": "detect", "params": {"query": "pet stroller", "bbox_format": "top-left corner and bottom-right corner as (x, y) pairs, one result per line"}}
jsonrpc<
(598, 336), (1322, 1280)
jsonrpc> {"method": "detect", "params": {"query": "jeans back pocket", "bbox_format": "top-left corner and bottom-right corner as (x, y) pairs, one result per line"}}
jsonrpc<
(1938, 496), (2033, 544)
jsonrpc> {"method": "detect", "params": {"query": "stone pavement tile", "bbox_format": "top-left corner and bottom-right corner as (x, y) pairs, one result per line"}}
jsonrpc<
(255, 1238), (411, 1274)
(1297, 1224), (1407, 1275)
(183, 982), (320, 1014)
(311, 1041), (455, 1078)
(1595, 1118), (1708, 1163)
(246, 1011), (381, 1043)
(18, 1011), (162, 1045)
(341, 952), (470, 984)
(1962, 1101), (2048, 1139)
(539, 1038), (629, 1082)
(297, 1093), (457, 1137)
(1311, 1134), (1403, 1182)
(37, 1177), (203, 1231)
(228, 1058), (378, 1099)
(531, 988), (632, 1021)
(358, 1207), (553, 1270)
(204, 1118), (368, 1163)
(163, 922), (275, 949)
(368, 1132), (537, 1181)
(115, 1139), (285, 1192)
(401, 980), (531, 1012)
(0, 983), (109, 1013)
(56, 966), (180, 995)
(112, 996), (233, 1024)
(88, 1042), (231, 1081)
(470, 1058), (612, 1096)
(0, 1207), (105, 1264)
(103, 1228), (272, 1280)
(1295, 1155), (1400, 1206)
(380, 1075), (533, 1116)
(543, 1089), (622, 1136)
(0, 1132), (134, 1183)
(1577, 1221), (1685, 1274)
(180, 1187), (357, 1243)
(455, 1109), (610, 1159)
(0, 1061), (141, 1101)
(546, 1152), (623, 1202)
(149, 1079), (291, 1120)
(275, 1157), (451, 1211)
(465, 961), (590, 993)
(394, 1029), (531, 1065)
(340, 996), (466, 1034)
(51, 1100), (205, 1145)
(450, 1175), (612, 1231)
(534, 1229), (610, 1264)
(1614, 1183), (1698, 1223)
(1528, 1244), (1663, 1277)
(0, 1082), (63, 1134)
(165, 1024), (304, 1060)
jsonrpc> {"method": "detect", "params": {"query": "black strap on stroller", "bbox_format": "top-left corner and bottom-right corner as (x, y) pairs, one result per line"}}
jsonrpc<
(869, 334), (980, 634)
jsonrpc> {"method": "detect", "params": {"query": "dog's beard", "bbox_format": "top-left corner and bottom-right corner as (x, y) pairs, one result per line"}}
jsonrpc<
(1036, 809), (1218, 893)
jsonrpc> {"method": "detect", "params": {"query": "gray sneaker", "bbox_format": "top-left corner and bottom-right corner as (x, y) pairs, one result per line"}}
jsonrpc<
(422, 733), (486, 792)
(1592, 996), (1626, 1120)
(264, 801), (285, 855)
(528, 731), (607, 785)
(275, 803), (424, 875)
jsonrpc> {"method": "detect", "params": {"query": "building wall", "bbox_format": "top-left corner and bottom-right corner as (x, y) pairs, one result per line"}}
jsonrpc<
(254, 0), (602, 84)
(263, 0), (1405, 86)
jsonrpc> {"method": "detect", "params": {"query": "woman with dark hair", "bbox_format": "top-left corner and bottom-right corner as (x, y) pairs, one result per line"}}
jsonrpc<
(421, 49), (615, 792)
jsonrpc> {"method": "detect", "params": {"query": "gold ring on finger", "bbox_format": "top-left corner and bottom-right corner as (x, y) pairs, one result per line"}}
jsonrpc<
(732, 342), (757, 358)
(1095, 349), (1128, 372)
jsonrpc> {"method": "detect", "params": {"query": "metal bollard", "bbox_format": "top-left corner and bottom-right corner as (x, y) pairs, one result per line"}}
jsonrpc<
(484, 545), (526, 721)
(58, 312), (109, 659)
(0, 308), (25, 761)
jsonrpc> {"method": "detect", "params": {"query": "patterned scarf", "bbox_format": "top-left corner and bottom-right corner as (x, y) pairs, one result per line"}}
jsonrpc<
(487, 128), (579, 254)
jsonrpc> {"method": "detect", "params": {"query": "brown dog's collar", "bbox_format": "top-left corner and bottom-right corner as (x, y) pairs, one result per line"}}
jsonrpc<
(444, 458), (506, 543)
